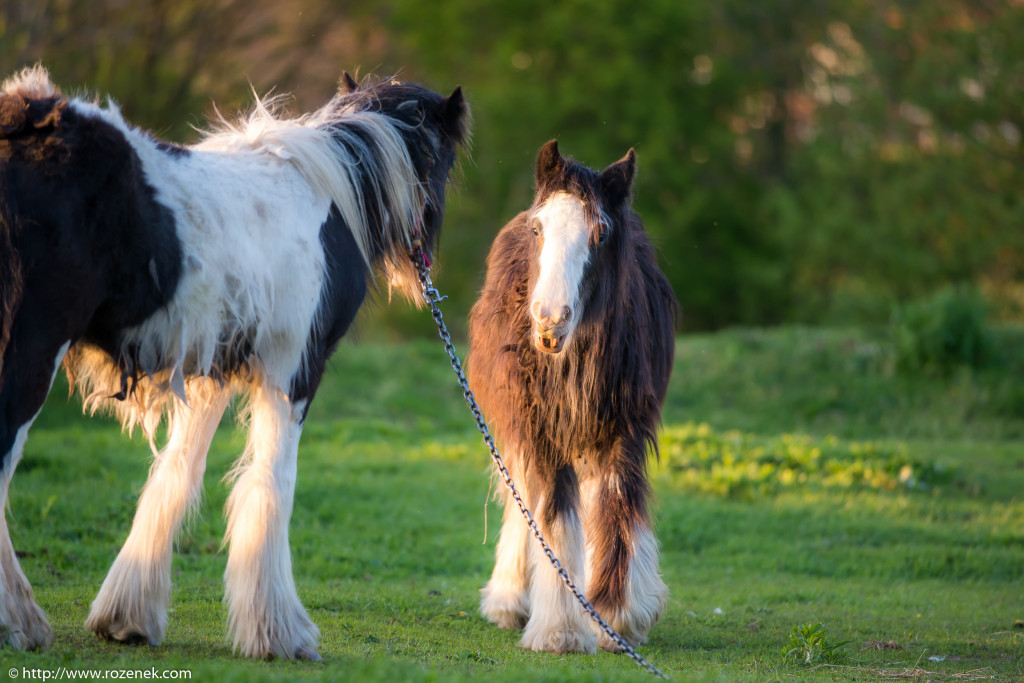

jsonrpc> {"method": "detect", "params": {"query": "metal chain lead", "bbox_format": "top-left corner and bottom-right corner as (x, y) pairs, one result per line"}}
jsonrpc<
(410, 246), (668, 679)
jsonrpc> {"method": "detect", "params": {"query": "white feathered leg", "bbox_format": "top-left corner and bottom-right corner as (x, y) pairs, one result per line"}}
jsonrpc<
(0, 341), (69, 651)
(519, 479), (595, 654)
(223, 384), (319, 660)
(86, 380), (230, 645)
(581, 470), (667, 652)
(480, 464), (531, 629)
(591, 522), (667, 652)
(0, 427), (54, 651)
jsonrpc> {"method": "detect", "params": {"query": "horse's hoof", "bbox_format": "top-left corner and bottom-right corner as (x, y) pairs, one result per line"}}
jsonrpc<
(519, 627), (596, 654)
(90, 624), (161, 647)
(484, 607), (527, 631)
(0, 598), (55, 651)
(480, 582), (529, 630)
(480, 600), (528, 630)
(0, 618), (54, 651)
(597, 628), (646, 653)
(117, 631), (160, 647)
(296, 646), (322, 662)
(86, 610), (164, 648)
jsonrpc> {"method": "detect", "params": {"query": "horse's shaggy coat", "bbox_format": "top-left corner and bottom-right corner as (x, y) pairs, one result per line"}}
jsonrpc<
(468, 140), (676, 653)
(0, 66), (468, 658)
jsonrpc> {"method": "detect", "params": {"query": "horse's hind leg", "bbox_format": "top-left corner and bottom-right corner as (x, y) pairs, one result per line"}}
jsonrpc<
(0, 340), (71, 650)
(0, 464), (52, 652)
(582, 438), (668, 651)
(480, 452), (531, 629)
(86, 379), (230, 646)
(520, 464), (596, 654)
(223, 382), (319, 660)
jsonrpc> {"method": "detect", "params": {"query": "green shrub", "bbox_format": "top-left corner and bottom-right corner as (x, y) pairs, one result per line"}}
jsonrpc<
(781, 623), (849, 665)
(659, 422), (954, 500)
(891, 286), (996, 375)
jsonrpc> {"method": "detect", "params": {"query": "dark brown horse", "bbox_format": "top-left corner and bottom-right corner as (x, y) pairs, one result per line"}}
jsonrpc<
(468, 140), (677, 653)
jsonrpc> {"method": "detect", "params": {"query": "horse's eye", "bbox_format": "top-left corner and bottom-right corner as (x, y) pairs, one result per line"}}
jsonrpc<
(597, 230), (608, 245)
(530, 220), (541, 237)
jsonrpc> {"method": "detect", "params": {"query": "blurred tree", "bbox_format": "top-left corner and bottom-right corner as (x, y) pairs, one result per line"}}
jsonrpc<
(762, 0), (1024, 323)
(383, 0), (799, 330)
(0, 0), (388, 137)
(1, 0), (1021, 333)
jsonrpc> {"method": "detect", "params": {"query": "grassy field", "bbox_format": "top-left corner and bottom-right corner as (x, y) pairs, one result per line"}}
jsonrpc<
(3, 326), (1023, 681)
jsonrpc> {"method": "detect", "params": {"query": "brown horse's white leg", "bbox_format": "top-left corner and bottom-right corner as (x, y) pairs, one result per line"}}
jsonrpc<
(480, 455), (531, 629)
(86, 380), (230, 645)
(582, 443), (667, 652)
(223, 383), (319, 660)
(519, 466), (595, 654)
(0, 340), (70, 651)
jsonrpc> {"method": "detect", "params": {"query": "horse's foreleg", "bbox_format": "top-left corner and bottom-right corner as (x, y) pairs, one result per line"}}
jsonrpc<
(223, 383), (318, 660)
(582, 439), (667, 652)
(86, 380), (230, 646)
(0, 340), (70, 651)
(519, 464), (595, 654)
(480, 452), (531, 629)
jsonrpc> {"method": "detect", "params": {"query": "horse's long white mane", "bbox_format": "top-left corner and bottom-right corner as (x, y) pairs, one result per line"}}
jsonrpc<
(26, 69), (432, 444)
(195, 90), (424, 268)
(3, 66), (424, 269)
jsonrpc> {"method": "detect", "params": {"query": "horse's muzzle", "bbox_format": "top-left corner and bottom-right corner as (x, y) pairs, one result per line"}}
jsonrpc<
(533, 327), (567, 354)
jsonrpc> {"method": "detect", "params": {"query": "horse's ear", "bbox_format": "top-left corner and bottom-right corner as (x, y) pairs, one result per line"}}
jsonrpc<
(441, 86), (469, 141)
(601, 148), (637, 205)
(339, 71), (359, 94)
(536, 139), (564, 185)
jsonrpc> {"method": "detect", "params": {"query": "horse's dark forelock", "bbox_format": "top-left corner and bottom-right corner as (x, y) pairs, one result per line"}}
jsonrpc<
(532, 157), (613, 249)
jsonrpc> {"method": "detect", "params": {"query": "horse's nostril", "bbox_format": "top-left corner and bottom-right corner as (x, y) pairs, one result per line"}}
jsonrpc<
(561, 306), (572, 323)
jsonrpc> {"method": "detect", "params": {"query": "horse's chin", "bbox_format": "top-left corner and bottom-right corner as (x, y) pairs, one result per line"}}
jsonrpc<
(533, 329), (568, 354)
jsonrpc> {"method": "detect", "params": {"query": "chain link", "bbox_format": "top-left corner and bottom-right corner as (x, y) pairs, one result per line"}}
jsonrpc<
(410, 246), (668, 679)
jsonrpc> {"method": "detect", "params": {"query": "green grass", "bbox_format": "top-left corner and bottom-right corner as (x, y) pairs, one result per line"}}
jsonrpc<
(4, 326), (1024, 681)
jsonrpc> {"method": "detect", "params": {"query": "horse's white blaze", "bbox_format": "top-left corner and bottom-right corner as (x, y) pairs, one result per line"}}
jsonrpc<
(530, 192), (590, 335)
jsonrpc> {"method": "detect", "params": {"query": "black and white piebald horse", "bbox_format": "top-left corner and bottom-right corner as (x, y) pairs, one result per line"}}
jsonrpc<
(468, 141), (676, 654)
(0, 66), (468, 659)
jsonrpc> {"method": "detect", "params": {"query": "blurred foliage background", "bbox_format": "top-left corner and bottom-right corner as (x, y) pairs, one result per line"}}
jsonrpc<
(2, 0), (1022, 336)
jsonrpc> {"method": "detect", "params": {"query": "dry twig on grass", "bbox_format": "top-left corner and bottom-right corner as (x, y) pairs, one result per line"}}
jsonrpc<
(808, 664), (994, 680)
